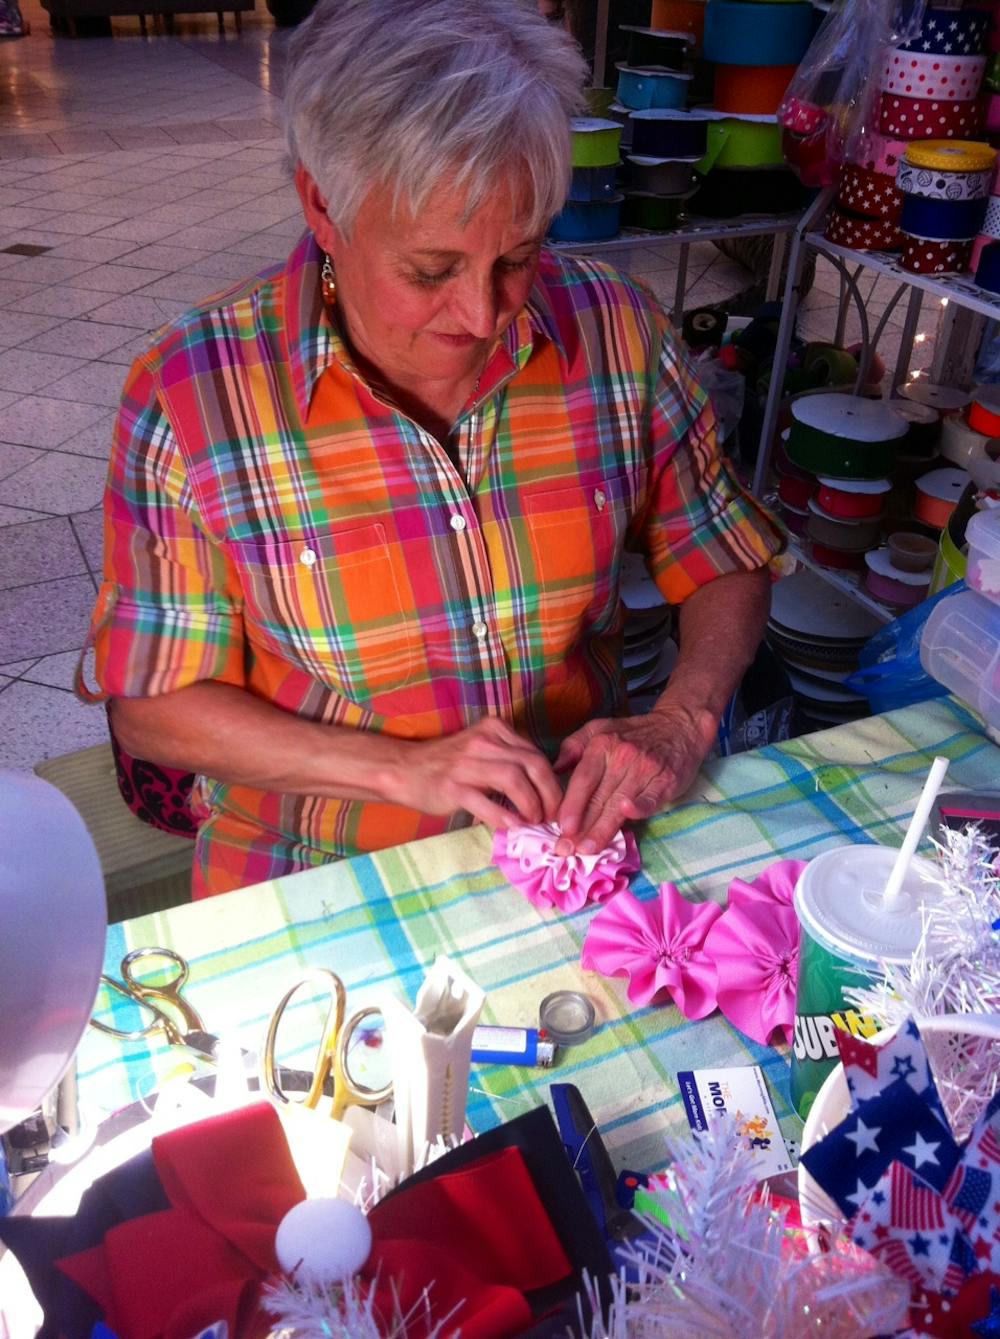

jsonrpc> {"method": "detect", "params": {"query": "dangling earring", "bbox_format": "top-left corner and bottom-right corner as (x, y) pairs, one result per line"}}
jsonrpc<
(321, 253), (336, 306)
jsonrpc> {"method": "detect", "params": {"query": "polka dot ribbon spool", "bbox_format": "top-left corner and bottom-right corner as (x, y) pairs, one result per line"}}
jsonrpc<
(881, 52), (987, 101)
(838, 164), (903, 221)
(879, 92), (983, 139)
(983, 195), (1000, 237)
(901, 235), (972, 273)
(825, 209), (902, 251)
(901, 7), (991, 57)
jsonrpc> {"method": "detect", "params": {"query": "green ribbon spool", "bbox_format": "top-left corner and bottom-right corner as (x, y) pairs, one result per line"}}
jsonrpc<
(785, 394), (908, 480)
(802, 343), (859, 388)
(695, 118), (784, 172)
(571, 117), (624, 168)
(987, 52), (1000, 96)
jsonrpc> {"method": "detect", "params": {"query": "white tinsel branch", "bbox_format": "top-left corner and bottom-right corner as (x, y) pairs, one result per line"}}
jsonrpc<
(262, 1270), (457, 1339)
(845, 823), (1000, 1138)
(576, 1122), (910, 1339)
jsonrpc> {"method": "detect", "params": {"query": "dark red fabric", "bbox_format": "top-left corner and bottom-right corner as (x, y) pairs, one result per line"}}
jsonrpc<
(55, 1104), (572, 1339)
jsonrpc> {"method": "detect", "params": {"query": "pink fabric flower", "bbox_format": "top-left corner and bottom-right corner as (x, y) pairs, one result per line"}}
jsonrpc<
(703, 861), (805, 1046)
(581, 883), (722, 1017)
(493, 822), (640, 913)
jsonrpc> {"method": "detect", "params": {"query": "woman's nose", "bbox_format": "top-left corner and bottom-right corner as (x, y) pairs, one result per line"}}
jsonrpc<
(448, 272), (500, 338)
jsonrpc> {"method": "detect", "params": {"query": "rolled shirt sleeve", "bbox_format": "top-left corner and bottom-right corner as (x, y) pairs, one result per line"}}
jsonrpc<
(638, 320), (786, 606)
(85, 357), (246, 701)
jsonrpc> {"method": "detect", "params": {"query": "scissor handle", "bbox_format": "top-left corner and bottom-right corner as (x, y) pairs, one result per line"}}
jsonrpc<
(120, 947), (206, 1035)
(90, 973), (187, 1046)
(261, 969), (392, 1120)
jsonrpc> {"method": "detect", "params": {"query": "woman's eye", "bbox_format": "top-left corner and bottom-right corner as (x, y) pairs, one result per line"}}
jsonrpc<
(412, 269), (455, 287)
(499, 255), (535, 274)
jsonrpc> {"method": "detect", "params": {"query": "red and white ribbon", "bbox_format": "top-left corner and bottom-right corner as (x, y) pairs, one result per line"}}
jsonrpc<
(825, 209), (902, 252)
(838, 164), (903, 220)
(881, 51), (986, 101)
(879, 92), (983, 138)
(901, 235), (972, 273)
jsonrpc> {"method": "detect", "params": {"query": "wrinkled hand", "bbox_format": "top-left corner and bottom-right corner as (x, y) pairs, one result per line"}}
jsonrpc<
(393, 717), (562, 831)
(554, 704), (716, 854)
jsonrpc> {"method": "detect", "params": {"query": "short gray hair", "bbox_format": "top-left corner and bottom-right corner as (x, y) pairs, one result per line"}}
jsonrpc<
(284, 0), (588, 237)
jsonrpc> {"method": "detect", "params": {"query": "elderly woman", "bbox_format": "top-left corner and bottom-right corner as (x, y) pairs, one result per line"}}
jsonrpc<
(81, 0), (782, 898)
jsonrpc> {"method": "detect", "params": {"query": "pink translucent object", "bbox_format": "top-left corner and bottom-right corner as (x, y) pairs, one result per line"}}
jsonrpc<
(493, 822), (640, 913)
(581, 883), (722, 1017)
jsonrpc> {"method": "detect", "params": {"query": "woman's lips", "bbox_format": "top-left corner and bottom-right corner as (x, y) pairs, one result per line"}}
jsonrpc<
(429, 332), (480, 347)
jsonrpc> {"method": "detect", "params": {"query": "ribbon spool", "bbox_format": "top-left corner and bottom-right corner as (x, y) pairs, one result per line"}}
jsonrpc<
(778, 474), (816, 510)
(940, 411), (993, 469)
(616, 66), (692, 111)
(548, 195), (623, 243)
(853, 131), (909, 177)
(568, 163), (620, 201)
(864, 549), (931, 607)
(696, 118), (784, 171)
(879, 93), (982, 139)
(838, 164), (903, 221)
(703, 0), (814, 65)
(650, 0), (706, 41)
(900, 193), (988, 241)
(786, 394), (908, 480)
(902, 139), (997, 174)
(825, 208), (902, 252)
(901, 7), (990, 57)
(880, 52), (986, 102)
(626, 154), (697, 193)
(884, 397), (941, 456)
(972, 232), (995, 275)
(897, 382), (972, 414)
(987, 52), (1000, 95)
(570, 118), (624, 167)
(620, 26), (694, 71)
(968, 387), (1000, 436)
(983, 196), (1000, 237)
(622, 191), (689, 230)
(914, 467), (970, 528)
(900, 236), (972, 274)
(988, 94), (1000, 133)
(630, 109), (711, 159)
(815, 476), (892, 520)
(809, 541), (867, 572)
(691, 166), (807, 218)
(777, 500), (809, 536)
(976, 238), (1000, 293)
(806, 500), (883, 552)
(897, 164), (994, 202)
(682, 306), (727, 349)
(713, 64), (795, 115)
(802, 343), (859, 388)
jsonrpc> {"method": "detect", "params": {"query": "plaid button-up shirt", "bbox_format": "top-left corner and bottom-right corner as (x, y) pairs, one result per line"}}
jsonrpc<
(84, 232), (783, 895)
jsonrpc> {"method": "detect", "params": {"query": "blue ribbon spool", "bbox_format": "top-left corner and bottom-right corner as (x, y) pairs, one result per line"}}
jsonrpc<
(616, 65), (691, 111)
(548, 195), (623, 243)
(630, 110), (710, 159)
(703, 0), (815, 66)
(900, 192), (988, 241)
(568, 163), (620, 202)
(900, 7), (990, 55)
(976, 239), (1000, 293)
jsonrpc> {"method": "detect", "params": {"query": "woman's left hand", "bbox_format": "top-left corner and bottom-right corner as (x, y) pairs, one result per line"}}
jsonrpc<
(553, 703), (716, 855)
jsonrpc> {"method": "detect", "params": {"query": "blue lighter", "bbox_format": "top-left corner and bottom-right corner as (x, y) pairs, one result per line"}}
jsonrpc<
(470, 1024), (556, 1067)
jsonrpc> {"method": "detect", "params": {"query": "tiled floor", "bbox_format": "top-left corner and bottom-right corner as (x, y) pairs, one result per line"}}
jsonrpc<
(0, 2), (935, 770)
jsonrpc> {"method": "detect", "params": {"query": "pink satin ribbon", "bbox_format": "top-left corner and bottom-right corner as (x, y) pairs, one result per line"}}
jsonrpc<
(493, 822), (640, 913)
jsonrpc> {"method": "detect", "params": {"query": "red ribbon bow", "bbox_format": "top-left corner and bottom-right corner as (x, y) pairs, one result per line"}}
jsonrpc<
(57, 1103), (572, 1339)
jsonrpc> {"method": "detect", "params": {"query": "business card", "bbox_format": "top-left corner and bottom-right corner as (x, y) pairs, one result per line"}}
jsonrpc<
(676, 1064), (792, 1181)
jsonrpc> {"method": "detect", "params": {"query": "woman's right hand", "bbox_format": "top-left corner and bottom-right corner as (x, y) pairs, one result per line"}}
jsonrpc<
(388, 717), (562, 830)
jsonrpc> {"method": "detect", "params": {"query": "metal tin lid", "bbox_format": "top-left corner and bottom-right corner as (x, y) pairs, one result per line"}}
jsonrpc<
(539, 991), (596, 1046)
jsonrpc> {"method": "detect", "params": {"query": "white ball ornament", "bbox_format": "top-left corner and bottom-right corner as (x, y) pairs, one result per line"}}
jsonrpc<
(274, 1198), (373, 1285)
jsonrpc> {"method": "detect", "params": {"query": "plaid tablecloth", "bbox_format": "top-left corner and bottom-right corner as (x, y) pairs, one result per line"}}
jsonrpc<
(79, 697), (1000, 1175)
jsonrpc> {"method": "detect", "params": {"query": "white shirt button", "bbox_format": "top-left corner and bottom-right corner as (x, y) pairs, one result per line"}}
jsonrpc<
(300, 547), (317, 567)
(594, 488), (607, 511)
(449, 513), (467, 532)
(471, 620), (488, 641)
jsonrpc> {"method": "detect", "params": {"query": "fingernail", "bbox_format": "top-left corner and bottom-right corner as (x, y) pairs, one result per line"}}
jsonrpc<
(554, 837), (574, 857)
(579, 839), (598, 855)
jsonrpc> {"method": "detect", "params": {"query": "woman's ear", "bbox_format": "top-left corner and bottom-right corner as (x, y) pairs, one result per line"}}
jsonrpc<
(294, 164), (340, 256)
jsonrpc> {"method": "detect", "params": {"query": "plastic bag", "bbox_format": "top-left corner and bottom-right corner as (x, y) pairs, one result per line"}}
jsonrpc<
(843, 581), (962, 714)
(694, 350), (745, 447)
(779, 0), (926, 187)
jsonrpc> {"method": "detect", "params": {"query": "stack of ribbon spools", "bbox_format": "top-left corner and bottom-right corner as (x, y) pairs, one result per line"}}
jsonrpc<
(550, 117), (625, 243)
(614, 24), (700, 231)
(693, 0), (815, 217)
(898, 140), (997, 274)
(828, 5), (992, 258)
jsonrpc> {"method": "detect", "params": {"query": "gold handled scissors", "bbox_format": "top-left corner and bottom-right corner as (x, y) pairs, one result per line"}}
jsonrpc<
(90, 946), (219, 1062)
(261, 967), (392, 1122)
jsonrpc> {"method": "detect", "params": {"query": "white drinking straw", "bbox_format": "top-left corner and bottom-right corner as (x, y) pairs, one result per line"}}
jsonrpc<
(883, 755), (950, 911)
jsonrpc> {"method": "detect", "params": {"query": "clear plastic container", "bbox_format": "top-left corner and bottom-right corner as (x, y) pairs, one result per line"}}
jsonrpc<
(921, 589), (1000, 728)
(966, 508), (1000, 603)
